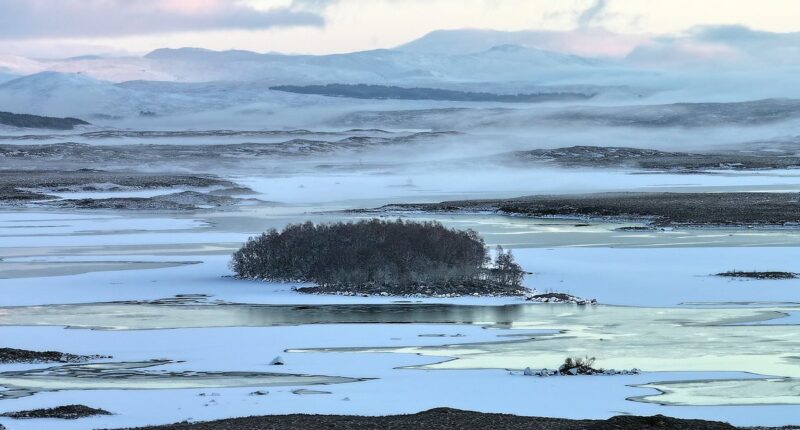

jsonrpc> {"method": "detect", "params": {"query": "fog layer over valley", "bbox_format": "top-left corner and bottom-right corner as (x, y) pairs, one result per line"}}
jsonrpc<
(3, 23), (800, 430)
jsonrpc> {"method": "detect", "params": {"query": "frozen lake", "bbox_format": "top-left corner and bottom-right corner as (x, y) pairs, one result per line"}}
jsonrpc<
(2, 168), (800, 429)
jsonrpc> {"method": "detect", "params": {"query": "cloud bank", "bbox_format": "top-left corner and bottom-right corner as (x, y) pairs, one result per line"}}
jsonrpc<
(627, 25), (800, 66)
(0, 0), (324, 39)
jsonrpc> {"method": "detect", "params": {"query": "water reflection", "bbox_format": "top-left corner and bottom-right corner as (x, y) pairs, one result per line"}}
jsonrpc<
(0, 301), (601, 330)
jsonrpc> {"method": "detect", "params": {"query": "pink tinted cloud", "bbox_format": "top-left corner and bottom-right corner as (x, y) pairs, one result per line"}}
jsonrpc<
(535, 29), (651, 58)
(159, 0), (223, 14)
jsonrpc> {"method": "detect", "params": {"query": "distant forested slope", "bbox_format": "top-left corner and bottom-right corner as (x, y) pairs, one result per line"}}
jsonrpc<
(0, 111), (89, 130)
(271, 84), (595, 103)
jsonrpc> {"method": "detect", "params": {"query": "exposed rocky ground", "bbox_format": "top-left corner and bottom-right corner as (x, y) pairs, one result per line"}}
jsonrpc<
(336, 99), (800, 130)
(45, 191), (242, 210)
(0, 185), (55, 201)
(716, 271), (798, 280)
(0, 131), (456, 170)
(501, 145), (800, 171)
(0, 170), (249, 209)
(1, 405), (111, 419)
(337, 107), (487, 129)
(0, 347), (109, 364)
(546, 98), (800, 128)
(374, 192), (800, 227)
(0, 111), (89, 130)
(0, 169), (233, 191)
(114, 407), (763, 430)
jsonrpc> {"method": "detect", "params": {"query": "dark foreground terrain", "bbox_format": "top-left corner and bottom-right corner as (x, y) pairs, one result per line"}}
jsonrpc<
(118, 408), (783, 430)
(375, 192), (800, 227)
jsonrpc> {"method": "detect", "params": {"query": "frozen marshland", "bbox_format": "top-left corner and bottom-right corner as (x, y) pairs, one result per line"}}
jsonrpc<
(2, 2), (800, 429)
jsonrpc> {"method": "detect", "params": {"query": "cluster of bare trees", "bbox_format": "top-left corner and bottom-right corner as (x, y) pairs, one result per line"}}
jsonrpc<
(231, 219), (523, 289)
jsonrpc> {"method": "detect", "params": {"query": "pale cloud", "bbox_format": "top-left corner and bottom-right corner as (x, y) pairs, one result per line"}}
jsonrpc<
(0, 0), (323, 39)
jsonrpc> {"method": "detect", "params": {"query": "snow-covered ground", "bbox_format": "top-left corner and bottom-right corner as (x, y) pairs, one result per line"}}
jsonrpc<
(3, 156), (800, 428)
(1, 199), (800, 428)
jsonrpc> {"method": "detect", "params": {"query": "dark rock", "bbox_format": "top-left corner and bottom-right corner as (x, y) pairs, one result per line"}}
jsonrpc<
(0, 347), (109, 364)
(527, 293), (596, 305)
(2, 405), (111, 420)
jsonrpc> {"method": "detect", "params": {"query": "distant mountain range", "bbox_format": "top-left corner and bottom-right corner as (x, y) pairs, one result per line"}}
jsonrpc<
(0, 29), (798, 124)
(0, 30), (615, 84)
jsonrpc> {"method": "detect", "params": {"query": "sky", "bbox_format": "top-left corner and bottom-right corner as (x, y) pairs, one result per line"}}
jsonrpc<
(1, 0), (800, 58)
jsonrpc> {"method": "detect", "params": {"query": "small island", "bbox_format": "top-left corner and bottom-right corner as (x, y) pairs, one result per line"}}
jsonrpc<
(716, 270), (798, 280)
(231, 219), (528, 297)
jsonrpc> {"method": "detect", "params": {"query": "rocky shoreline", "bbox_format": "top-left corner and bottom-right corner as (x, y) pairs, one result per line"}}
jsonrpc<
(294, 281), (531, 298)
(293, 284), (597, 303)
